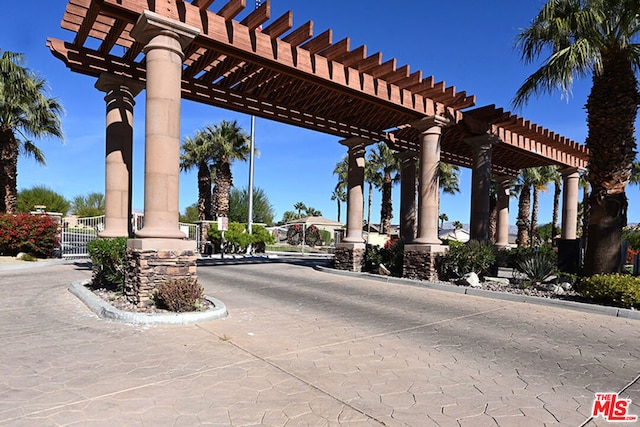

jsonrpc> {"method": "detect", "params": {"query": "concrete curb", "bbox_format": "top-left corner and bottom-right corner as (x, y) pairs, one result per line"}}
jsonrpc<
(0, 259), (74, 272)
(69, 280), (228, 325)
(314, 266), (640, 321)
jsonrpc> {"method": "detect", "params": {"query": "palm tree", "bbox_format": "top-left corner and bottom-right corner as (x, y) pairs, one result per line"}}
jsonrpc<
(551, 168), (562, 240)
(206, 120), (251, 219)
(514, 168), (540, 247)
(439, 162), (461, 196)
(330, 188), (346, 223)
(514, 0), (640, 274)
(180, 129), (215, 221)
(0, 50), (64, 214)
(332, 156), (348, 222)
(368, 142), (400, 235)
(293, 201), (307, 218)
(304, 206), (322, 217)
(365, 157), (383, 238)
(530, 165), (557, 246)
(439, 213), (448, 231)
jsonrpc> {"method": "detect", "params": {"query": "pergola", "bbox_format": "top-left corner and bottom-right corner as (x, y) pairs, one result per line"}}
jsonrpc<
(49, 0), (588, 289)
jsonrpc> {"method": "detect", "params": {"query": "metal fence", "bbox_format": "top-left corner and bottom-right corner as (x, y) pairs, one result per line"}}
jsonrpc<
(60, 214), (200, 258)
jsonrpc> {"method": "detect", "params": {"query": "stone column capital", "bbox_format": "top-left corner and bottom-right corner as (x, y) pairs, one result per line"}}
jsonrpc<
(95, 73), (145, 97)
(559, 166), (581, 177)
(131, 10), (200, 52)
(494, 175), (516, 186)
(464, 133), (501, 148)
(410, 115), (450, 133)
(395, 150), (418, 161)
(339, 136), (370, 148)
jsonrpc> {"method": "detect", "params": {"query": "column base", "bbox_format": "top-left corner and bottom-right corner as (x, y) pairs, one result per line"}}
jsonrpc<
(125, 239), (197, 306)
(334, 243), (366, 272)
(403, 244), (447, 281)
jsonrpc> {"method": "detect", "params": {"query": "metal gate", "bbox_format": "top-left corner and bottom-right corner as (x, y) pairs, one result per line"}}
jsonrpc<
(61, 214), (200, 258)
(61, 215), (104, 258)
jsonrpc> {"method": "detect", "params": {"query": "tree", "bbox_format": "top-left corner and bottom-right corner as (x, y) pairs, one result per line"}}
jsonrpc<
(368, 142), (400, 235)
(179, 203), (200, 223)
(514, 0), (640, 274)
(0, 50), (64, 214)
(280, 210), (297, 224)
(439, 213), (449, 231)
(332, 155), (349, 222)
(293, 201), (307, 218)
(304, 206), (322, 217)
(530, 165), (557, 246)
(513, 168), (537, 247)
(71, 192), (105, 217)
(452, 220), (464, 231)
(16, 185), (69, 215)
(229, 186), (275, 226)
(205, 120), (252, 219)
(330, 188), (346, 223)
(439, 162), (461, 196)
(180, 129), (215, 221)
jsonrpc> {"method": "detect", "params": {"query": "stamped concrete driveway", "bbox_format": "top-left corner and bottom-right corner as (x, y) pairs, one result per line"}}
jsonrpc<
(0, 258), (639, 426)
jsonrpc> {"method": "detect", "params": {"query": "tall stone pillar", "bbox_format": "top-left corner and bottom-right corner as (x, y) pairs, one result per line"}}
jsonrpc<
(403, 116), (449, 281)
(131, 11), (199, 242)
(495, 176), (514, 248)
(466, 135), (498, 241)
(398, 151), (417, 243)
(558, 167), (581, 274)
(335, 138), (367, 272)
(124, 12), (200, 306)
(95, 74), (143, 238)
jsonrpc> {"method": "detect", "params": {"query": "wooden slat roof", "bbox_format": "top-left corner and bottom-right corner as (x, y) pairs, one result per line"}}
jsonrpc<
(48, 0), (589, 175)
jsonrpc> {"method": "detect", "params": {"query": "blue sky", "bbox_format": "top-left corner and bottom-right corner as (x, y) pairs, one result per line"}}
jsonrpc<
(2, 0), (639, 226)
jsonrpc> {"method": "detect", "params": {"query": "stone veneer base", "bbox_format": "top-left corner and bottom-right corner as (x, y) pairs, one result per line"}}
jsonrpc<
(334, 243), (366, 272)
(403, 244), (447, 282)
(125, 239), (197, 305)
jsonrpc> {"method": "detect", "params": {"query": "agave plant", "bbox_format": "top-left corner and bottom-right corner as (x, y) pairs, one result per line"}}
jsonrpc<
(514, 251), (557, 284)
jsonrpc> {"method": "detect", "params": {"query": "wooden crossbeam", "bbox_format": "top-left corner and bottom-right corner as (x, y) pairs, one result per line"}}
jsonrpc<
(384, 65), (410, 85)
(320, 38), (350, 61)
(98, 18), (127, 54)
(261, 11), (292, 38)
(191, 0), (215, 10)
(217, 0), (245, 21)
(356, 52), (382, 72)
(282, 20), (313, 46)
(73, 0), (102, 45)
(339, 45), (366, 68)
(300, 29), (332, 54)
(240, 1), (269, 31)
(369, 59), (396, 79)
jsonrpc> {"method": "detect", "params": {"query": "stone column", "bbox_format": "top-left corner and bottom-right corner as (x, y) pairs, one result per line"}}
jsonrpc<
(130, 11), (199, 242)
(335, 137), (367, 271)
(397, 151), (417, 243)
(494, 175), (513, 248)
(560, 167), (580, 240)
(403, 116), (449, 281)
(124, 12), (200, 306)
(558, 167), (581, 274)
(95, 74), (143, 238)
(466, 135), (498, 241)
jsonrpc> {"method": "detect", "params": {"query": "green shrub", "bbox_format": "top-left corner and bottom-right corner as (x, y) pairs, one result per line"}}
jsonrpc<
(319, 229), (332, 246)
(87, 237), (127, 292)
(155, 278), (204, 312)
(439, 240), (497, 280)
(208, 222), (275, 253)
(514, 251), (557, 284)
(0, 213), (59, 257)
(582, 274), (640, 309)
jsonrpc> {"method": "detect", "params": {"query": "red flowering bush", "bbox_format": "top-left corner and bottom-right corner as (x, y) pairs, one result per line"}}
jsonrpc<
(627, 248), (640, 265)
(286, 224), (322, 246)
(0, 213), (59, 257)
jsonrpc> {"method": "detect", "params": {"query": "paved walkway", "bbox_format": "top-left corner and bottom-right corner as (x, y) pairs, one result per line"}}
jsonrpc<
(0, 259), (639, 426)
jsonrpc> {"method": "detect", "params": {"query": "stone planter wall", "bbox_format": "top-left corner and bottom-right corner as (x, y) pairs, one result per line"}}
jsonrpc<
(125, 247), (197, 306)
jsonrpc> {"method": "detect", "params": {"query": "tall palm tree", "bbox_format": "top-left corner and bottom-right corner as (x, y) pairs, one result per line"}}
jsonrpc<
(180, 129), (215, 221)
(332, 155), (348, 222)
(514, 168), (541, 247)
(551, 168), (562, 240)
(0, 50), (64, 214)
(530, 165), (557, 246)
(293, 201), (307, 218)
(439, 162), (461, 196)
(206, 120), (251, 219)
(330, 188), (346, 223)
(365, 157), (383, 238)
(368, 142), (400, 235)
(514, 0), (640, 274)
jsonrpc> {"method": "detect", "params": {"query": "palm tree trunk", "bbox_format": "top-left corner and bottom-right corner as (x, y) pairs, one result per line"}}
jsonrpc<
(488, 192), (497, 244)
(380, 173), (392, 235)
(583, 52), (639, 275)
(516, 184), (531, 247)
(367, 182), (373, 238)
(336, 199), (341, 223)
(0, 126), (18, 214)
(552, 180), (561, 240)
(212, 162), (233, 218)
(530, 188), (539, 247)
(197, 162), (213, 221)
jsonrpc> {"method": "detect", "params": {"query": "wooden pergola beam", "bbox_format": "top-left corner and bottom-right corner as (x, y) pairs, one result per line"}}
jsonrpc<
(217, 0), (245, 21)
(282, 20), (313, 46)
(261, 11), (292, 38)
(239, 0), (269, 31)
(191, 0), (215, 10)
